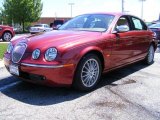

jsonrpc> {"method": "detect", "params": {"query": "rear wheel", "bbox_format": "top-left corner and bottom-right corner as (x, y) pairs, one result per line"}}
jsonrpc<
(2, 32), (12, 41)
(144, 44), (155, 65)
(73, 54), (102, 91)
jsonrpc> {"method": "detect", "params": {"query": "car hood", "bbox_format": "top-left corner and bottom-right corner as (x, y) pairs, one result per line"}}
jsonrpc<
(25, 30), (102, 51)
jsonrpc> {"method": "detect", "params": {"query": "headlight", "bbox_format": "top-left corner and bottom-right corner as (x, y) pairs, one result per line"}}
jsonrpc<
(32, 49), (40, 59)
(7, 43), (13, 53)
(0, 27), (2, 31)
(45, 48), (57, 61)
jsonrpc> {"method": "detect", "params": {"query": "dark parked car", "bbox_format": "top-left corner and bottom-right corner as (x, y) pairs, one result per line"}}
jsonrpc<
(149, 23), (160, 43)
(0, 25), (15, 41)
(51, 19), (67, 29)
(4, 13), (157, 91)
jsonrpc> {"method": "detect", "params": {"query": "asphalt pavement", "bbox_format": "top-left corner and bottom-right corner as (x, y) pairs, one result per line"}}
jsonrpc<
(0, 46), (160, 120)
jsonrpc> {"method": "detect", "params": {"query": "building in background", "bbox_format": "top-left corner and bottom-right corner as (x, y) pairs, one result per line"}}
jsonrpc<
(32, 17), (71, 26)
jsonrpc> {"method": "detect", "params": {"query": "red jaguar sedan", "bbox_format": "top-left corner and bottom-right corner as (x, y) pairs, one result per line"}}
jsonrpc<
(3, 13), (157, 91)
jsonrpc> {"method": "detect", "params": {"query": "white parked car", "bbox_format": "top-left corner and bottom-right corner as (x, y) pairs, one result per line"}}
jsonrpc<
(30, 24), (52, 34)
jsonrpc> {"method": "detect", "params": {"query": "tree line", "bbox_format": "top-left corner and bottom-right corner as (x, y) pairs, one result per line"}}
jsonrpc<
(0, 0), (43, 32)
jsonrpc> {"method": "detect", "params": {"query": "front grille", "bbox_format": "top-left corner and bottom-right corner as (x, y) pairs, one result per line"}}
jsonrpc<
(12, 42), (27, 63)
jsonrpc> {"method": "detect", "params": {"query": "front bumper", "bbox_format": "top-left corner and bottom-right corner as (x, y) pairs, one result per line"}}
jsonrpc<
(4, 57), (75, 87)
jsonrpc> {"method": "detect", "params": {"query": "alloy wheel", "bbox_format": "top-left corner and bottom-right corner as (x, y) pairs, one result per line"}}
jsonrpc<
(81, 58), (100, 87)
(3, 32), (12, 41)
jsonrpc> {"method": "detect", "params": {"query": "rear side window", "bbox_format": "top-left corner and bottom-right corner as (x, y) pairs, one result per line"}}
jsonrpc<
(131, 17), (147, 30)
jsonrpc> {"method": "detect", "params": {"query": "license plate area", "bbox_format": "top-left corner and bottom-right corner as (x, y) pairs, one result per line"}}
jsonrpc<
(9, 64), (19, 76)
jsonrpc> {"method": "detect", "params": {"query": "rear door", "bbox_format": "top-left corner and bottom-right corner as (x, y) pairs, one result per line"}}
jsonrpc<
(129, 16), (151, 59)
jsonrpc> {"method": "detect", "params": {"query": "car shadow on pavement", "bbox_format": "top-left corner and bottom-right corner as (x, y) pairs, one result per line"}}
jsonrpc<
(96, 61), (149, 89)
(1, 61), (149, 106)
(0, 76), (88, 106)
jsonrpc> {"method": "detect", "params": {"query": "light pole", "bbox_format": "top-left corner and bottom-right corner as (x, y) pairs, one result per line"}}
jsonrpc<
(68, 3), (74, 17)
(139, 0), (146, 19)
(122, 0), (124, 13)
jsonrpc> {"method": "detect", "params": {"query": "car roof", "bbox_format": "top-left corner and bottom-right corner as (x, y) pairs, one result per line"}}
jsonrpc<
(0, 25), (11, 28)
(80, 12), (142, 20)
(35, 24), (48, 25)
(81, 12), (128, 16)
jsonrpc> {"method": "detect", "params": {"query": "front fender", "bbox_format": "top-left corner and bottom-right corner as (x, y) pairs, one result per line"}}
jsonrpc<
(71, 46), (104, 71)
(76, 46), (103, 61)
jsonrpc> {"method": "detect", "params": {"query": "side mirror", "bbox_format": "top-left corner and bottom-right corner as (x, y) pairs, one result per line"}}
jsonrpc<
(116, 25), (129, 32)
(112, 25), (129, 34)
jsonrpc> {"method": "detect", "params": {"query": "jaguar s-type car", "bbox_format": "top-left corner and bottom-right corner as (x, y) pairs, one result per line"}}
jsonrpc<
(4, 13), (157, 91)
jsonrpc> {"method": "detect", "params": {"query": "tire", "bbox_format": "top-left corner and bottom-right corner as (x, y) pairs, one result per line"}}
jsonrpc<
(2, 32), (13, 41)
(144, 44), (155, 65)
(73, 54), (102, 91)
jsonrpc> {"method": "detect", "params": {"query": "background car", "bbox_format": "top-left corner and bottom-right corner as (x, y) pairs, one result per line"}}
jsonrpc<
(0, 25), (15, 41)
(145, 22), (154, 27)
(29, 24), (52, 34)
(149, 23), (160, 44)
(4, 13), (157, 91)
(13, 27), (23, 33)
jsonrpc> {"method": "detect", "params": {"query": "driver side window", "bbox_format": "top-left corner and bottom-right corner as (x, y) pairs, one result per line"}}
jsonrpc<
(115, 17), (130, 31)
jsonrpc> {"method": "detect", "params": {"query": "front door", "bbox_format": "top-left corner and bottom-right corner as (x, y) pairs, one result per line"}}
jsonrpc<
(110, 16), (136, 68)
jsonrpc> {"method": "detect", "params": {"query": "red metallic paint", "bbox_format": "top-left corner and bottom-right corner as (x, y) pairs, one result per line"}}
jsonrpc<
(4, 13), (157, 87)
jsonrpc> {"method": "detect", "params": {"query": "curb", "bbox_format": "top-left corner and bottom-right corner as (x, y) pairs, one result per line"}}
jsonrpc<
(0, 60), (5, 69)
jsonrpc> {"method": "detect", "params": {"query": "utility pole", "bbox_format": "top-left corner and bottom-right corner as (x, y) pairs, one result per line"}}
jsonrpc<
(55, 12), (57, 20)
(139, 0), (146, 19)
(68, 3), (75, 17)
(122, 0), (124, 13)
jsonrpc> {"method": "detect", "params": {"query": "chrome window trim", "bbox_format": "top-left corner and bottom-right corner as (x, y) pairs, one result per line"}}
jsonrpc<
(21, 63), (63, 68)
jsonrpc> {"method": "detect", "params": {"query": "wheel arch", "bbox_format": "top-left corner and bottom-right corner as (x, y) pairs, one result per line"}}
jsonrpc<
(74, 46), (105, 73)
(2, 30), (13, 37)
(150, 41), (157, 51)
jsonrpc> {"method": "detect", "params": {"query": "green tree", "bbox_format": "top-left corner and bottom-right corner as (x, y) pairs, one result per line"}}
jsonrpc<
(0, 7), (5, 24)
(2, 0), (43, 31)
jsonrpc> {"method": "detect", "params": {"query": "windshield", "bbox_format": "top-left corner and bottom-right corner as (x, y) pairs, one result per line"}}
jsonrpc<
(59, 14), (115, 32)
(149, 23), (160, 28)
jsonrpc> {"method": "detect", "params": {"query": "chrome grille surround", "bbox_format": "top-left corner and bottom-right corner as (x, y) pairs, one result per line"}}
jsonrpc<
(12, 42), (27, 63)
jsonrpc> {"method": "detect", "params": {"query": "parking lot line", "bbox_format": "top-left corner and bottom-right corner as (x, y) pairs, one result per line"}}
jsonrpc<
(0, 81), (21, 91)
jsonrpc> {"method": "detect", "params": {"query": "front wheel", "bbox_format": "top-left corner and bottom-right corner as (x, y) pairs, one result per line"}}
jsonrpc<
(73, 54), (102, 91)
(2, 32), (12, 41)
(144, 44), (155, 65)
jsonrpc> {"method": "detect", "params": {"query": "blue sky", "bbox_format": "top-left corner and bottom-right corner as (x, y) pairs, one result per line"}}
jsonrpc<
(0, 0), (160, 22)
